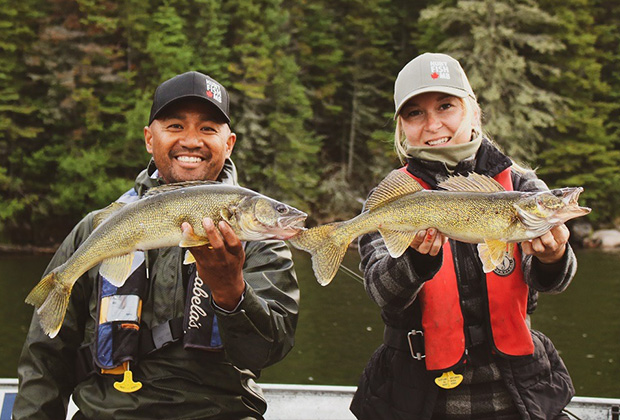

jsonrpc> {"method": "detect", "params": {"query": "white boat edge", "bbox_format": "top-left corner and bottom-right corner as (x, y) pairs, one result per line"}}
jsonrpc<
(1, 378), (619, 419)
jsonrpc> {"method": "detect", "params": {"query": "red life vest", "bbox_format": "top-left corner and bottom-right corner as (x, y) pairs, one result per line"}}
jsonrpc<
(398, 167), (534, 371)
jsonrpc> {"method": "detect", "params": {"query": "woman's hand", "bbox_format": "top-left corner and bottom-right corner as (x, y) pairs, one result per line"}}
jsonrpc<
(521, 224), (569, 264)
(409, 228), (448, 256)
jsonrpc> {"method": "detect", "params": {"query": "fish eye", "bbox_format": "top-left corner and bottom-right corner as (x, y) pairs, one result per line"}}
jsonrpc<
(275, 204), (288, 214)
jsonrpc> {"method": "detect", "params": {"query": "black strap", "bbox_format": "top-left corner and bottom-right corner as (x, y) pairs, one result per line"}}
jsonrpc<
(139, 317), (185, 354)
(384, 324), (486, 361)
(466, 324), (486, 348)
(384, 326), (425, 360)
(75, 345), (96, 383)
(76, 318), (185, 382)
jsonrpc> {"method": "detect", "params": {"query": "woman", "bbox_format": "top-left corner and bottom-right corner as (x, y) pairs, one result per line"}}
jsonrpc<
(350, 53), (575, 420)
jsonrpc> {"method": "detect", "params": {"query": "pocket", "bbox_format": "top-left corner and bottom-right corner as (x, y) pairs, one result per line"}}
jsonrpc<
(509, 331), (551, 390)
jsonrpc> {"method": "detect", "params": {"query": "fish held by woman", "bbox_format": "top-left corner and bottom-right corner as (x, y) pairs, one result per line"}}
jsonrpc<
(289, 170), (590, 286)
(26, 181), (307, 338)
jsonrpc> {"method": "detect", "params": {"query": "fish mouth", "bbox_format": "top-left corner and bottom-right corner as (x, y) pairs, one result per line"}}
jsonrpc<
(273, 213), (308, 239)
(552, 187), (591, 218)
(278, 213), (308, 229)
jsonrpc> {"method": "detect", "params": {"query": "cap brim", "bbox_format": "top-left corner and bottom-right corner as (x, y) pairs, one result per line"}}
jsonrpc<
(394, 86), (471, 119)
(149, 94), (230, 125)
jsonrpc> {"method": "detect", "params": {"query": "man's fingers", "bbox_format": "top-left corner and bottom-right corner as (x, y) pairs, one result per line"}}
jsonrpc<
(181, 222), (193, 234)
(218, 221), (243, 254)
(202, 218), (224, 249)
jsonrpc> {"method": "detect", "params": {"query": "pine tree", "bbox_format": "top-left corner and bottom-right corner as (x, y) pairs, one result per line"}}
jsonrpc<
(418, 0), (565, 159)
(290, 0), (405, 221)
(0, 0), (44, 240)
(536, 0), (620, 225)
(222, 0), (320, 210)
(6, 0), (137, 243)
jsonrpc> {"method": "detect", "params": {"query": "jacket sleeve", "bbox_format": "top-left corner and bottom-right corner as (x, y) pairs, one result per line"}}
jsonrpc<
(512, 168), (577, 295)
(358, 229), (442, 314)
(212, 239), (299, 371)
(13, 215), (96, 420)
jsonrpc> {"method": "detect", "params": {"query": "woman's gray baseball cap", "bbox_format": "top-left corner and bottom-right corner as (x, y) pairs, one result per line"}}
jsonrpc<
(394, 53), (475, 118)
(149, 71), (230, 125)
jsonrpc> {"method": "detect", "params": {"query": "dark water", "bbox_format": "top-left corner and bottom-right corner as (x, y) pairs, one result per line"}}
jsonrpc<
(1, 248), (618, 398)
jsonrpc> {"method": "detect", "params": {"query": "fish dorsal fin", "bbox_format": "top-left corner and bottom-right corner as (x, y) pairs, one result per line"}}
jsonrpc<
(366, 170), (423, 211)
(143, 180), (219, 198)
(438, 173), (505, 193)
(93, 202), (126, 228)
(100, 253), (135, 287)
(379, 229), (418, 258)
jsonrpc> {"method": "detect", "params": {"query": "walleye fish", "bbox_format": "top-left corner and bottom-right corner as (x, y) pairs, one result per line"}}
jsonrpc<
(26, 181), (307, 338)
(289, 170), (590, 286)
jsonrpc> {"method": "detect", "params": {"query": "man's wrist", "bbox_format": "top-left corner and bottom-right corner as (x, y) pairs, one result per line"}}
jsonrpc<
(210, 279), (246, 312)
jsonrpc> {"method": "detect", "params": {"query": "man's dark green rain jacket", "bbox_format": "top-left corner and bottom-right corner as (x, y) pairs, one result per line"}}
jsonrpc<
(13, 159), (300, 420)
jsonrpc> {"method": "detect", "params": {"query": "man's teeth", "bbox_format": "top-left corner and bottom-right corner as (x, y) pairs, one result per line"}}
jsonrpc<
(427, 137), (450, 146)
(177, 156), (202, 163)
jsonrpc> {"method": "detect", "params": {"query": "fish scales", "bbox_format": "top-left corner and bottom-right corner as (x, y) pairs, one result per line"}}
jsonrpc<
(288, 171), (590, 286)
(334, 191), (523, 246)
(25, 182), (307, 337)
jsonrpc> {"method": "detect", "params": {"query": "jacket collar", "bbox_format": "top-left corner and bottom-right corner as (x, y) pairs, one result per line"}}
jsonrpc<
(405, 138), (512, 189)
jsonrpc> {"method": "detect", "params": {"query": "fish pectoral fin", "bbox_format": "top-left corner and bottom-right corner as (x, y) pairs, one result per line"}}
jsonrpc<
(477, 240), (510, 273)
(514, 203), (553, 237)
(220, 207), (234, 224)
(183, 250), (196, 265)
(179, 228), (209, 248)
(100, 254), (135, 287)
(366, 170), (423, 211)
(379, 229), (418, 258)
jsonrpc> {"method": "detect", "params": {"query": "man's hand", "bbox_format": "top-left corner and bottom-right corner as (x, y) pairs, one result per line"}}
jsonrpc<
(409, 228), (448, 257)
(521, 224), (569, 264)
(181, 218), (246, 311)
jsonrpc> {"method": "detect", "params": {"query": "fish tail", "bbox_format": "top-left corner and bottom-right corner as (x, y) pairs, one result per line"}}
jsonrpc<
(288, 222), (349, 286)
(25, 271), (57, 308)
(25, 271), (71, 338)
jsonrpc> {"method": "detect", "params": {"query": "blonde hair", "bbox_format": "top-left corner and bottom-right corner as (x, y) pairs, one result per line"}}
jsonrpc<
(394, 96), (482, 163)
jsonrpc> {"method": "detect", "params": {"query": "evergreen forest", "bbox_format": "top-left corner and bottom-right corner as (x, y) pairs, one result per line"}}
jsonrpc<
(1, 0), (619, 246)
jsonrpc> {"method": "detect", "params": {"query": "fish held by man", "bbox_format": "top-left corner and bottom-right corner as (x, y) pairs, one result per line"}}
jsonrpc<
(26, 181), (307, 338)
(289, 170), (590, 286)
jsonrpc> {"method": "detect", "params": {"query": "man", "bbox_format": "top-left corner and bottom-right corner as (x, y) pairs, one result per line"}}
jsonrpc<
(14, 71), (300, 419)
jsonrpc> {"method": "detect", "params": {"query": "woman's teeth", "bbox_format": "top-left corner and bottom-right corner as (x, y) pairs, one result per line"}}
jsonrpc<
(427, 137), (449, 146)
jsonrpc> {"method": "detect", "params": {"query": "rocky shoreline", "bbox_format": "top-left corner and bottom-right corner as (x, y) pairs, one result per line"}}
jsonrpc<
(0, 244), (57, 255)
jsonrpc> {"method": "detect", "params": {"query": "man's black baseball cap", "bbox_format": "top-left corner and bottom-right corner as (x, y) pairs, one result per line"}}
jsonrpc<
(148, 71), (230, 125)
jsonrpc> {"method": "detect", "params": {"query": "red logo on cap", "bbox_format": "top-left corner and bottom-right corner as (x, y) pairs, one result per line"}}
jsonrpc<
(431, 72), (439, 79)
(206, 90), (214, 98)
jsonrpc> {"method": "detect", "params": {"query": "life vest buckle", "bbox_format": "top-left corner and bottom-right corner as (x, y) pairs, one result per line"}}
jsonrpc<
(407, 330), (425, 360)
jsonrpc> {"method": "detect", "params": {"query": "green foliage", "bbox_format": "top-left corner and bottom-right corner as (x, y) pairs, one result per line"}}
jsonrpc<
(418, 0), (565, 159)
(0, 0), (618, 245)
(534, 0), (620, 225)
